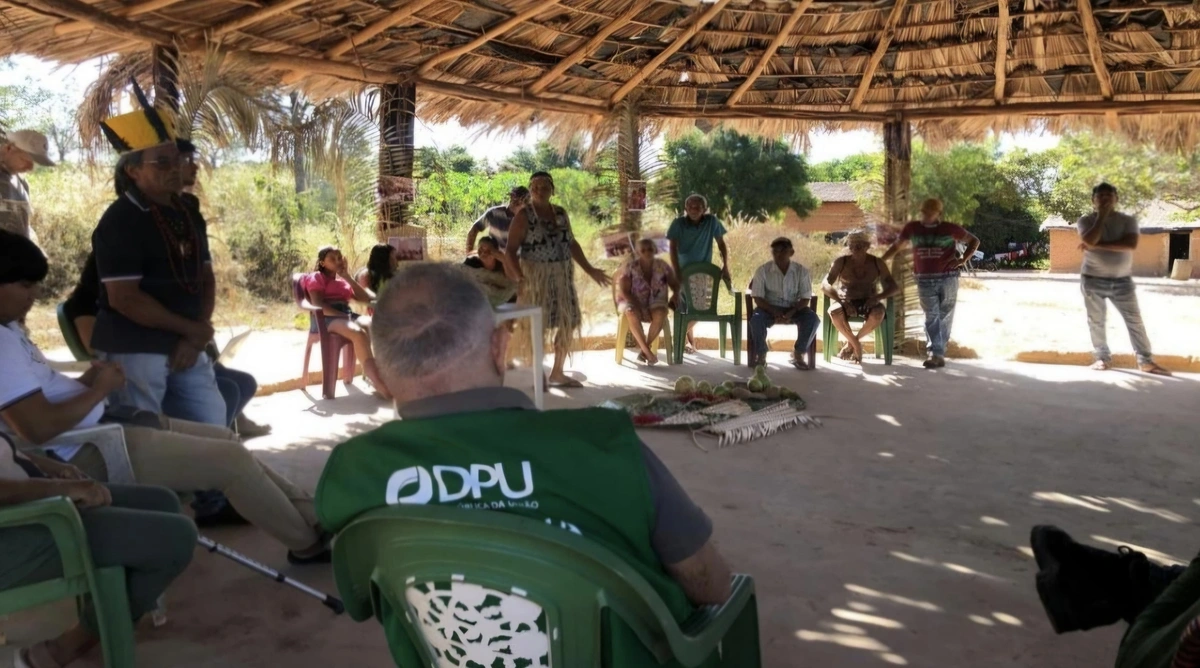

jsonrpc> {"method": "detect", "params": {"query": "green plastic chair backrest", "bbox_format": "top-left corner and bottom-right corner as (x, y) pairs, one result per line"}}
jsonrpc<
(56, 303), (93, 362)
(678, 263), (725, 316)
(332, 505), (706, 667)
(0, 497), (99, 613)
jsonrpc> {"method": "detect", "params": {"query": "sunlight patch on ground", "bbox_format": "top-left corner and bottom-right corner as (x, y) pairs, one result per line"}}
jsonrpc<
(821, 622), (868, 635)
(876, 414), (901, 427)
(848, 601), (878, 612)
(795, 630), (889, 652)
(1101, 498), (1189, 523)
(889, 552), (1004, 581)
(1090, 536), (1185, 565)
(831, 609), (905, 629)
(1031, 492), (1110, 513)
(878, 452), (895, 458)
(980, 516), (1009, 526)
(993, 612), (1023, 626)
(880, 653), (909, 665)
(844, 584), (942, 612)
(1016, 546), (1035, 559)
(969, 615), (996, 626)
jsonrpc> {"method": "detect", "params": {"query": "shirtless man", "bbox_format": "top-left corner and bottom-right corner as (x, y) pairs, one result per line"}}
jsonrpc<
(822, 231), (900, 363)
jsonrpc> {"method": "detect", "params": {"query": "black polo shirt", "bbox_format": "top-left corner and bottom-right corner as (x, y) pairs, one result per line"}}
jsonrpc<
(91, 192), (211, 355)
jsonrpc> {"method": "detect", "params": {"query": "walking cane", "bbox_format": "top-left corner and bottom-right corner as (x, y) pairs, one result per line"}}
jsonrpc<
(198, 536), (345, 614)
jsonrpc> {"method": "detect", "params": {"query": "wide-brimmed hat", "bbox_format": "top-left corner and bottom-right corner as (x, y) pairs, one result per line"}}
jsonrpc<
(5, 130), (55, 167)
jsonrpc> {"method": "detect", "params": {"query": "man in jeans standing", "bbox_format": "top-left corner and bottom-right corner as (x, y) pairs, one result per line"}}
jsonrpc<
(1076, 183), (1171, 376)
(882, 198), (979, 369)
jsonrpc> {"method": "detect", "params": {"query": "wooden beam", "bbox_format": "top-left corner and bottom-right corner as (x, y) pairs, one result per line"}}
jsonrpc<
(417, 0), (562, 77)
(1077, 0), (1114, 98)
(4, 0), (179, 44)
(209, 0), (312, 38)
(994, 0), (1009, 103)
(526, 0), (642, 95)
(610, 0), (733, 105)
(725, 0), (813, 107)
(325, 0), (442, 59)
(55, 0), (187, 36)
(849, 0), (910, 111)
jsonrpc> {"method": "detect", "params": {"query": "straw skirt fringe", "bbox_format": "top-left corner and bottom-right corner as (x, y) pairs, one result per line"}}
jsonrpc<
(511, 259), (580, 363)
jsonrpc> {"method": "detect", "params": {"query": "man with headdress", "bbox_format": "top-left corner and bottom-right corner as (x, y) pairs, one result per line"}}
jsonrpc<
(89, 82), (225, 426)
(821, 230), (900, 364)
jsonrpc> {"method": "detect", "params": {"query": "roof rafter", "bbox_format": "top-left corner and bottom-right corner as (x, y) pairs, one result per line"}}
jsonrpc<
(1076, 0), (1114, 98)
(849, 0), (910, 111)
(54, 0), (187, 36)
(209, 0), (313, 38)
(416, 0), (563, 77)
(2, 0), (180, 45)
(994, 0), (1009, 103)
(325, 0), (443, 59)
(725, 0), (814, 107)
(526, 0), (643, 96)
(609, 0), (733, 105)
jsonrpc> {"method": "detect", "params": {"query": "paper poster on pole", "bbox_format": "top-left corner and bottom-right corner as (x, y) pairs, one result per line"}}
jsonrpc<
(602, 231), (635, 259)
(378, 175), (416, 205)
(627, 180), (647, 212)
(388, 236), (426, 262)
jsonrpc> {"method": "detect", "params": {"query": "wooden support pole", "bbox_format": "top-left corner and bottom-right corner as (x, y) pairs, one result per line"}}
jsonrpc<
(152, 45), (180, 113)
(617, 101), (642, 232)
(610, 0), (733, 105)
(417, 0), (562, 77)
(994, 0), (1009, 103)
(378, 83), (416, 236)
(1077, 0), (1114, 98)
(849, 0), (910, 111)
(54, 0), (187, 35)
(882, 118), (914, 348)
(325, 0), (442, 58)
(726, 0), (813, 107)
(527, 0), (643, 95)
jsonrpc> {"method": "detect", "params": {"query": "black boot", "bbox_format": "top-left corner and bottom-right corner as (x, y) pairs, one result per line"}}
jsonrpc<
(1030, 525), (1182, 633)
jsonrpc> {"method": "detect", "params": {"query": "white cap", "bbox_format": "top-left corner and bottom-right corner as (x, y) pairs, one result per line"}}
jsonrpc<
(4, 129), (55, 167)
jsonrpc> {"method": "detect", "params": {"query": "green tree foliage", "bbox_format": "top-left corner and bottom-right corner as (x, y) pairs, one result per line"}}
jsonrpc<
(663, 128), (817, 220)
(808, 152), (880, 182)
(910, 141), (1020, 224)
(499, 137), (588, 173)
(971, 200), (1045, 254)
(0, 59), (81, 161)
(415, 145), (477, 177)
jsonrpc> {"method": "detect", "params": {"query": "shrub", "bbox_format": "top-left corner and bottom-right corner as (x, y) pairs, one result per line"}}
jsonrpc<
(24, 166), (112, 299)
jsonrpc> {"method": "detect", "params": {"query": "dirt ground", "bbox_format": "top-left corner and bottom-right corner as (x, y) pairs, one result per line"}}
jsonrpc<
(3, 352), (1197, 667)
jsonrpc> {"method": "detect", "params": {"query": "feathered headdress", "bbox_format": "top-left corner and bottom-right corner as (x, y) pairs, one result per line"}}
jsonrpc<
(99, 78), (176, 153)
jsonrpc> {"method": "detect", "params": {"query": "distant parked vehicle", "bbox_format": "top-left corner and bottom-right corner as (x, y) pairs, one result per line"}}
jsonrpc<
(963, 250), (997, 274)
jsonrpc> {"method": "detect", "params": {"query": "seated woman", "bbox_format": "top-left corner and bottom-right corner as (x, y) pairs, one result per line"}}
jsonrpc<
(306, 245), (390, 398)
(615, 238), (679, 366)
(357, 243), (397, 296)
(463, 236), (516, 306)
(820, 230), (901, 364)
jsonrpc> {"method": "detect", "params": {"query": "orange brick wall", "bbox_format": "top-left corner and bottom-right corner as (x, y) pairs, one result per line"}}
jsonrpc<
(1193, 231), (1200, 278)
(782, 202), (866, 234)
(1048, 228), (1169, 276)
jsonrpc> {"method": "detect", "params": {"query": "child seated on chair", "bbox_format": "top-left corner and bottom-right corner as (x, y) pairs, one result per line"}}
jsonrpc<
(615, 239), (679, 366)
(821, 230), (900, 364)
(749, 237), (820, 370)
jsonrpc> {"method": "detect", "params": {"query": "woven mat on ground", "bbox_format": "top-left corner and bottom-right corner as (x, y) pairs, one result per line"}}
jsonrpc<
(598, 391), (807, 429)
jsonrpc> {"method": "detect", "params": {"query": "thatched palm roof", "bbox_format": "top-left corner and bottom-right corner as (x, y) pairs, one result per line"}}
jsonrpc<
(5, 0), (1200, 146)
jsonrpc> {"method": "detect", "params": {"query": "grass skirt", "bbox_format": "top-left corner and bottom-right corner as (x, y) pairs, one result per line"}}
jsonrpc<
(511, 259), (580, 363)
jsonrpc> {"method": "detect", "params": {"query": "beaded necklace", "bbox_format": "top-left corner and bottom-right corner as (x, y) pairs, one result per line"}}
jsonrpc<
(148, 196), (203, 295)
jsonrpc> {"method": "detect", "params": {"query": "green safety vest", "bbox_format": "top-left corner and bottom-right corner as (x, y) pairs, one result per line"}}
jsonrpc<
(316, 407), (715, 667)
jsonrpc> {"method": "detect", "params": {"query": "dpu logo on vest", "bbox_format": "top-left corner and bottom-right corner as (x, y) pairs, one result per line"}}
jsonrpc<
(385, 462), (534, 505)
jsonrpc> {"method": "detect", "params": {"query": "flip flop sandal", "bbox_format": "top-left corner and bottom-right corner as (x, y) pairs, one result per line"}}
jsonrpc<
(1090, 360), (1111, 371)
(1140, 364), (1173, 377)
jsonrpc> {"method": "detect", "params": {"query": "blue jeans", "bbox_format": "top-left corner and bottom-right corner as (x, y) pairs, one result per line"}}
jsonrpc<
(748, 307), (819, 360)
(98, 350), (227, 426)
(1081, 275), (1155, 365)
(916, 275), (959, 357)
(214, 364), (257, 428)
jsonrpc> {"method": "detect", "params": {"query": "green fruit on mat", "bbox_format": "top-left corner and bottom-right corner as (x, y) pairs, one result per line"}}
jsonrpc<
(696, 380), (713, 393)
(720, 380), (735, 390)
(730, 387), (753, 399)
(763, 386), (781, 399)
(747, 378), (764, 393)
(674, 376), (696, 394)
(714, 386), (731, 397)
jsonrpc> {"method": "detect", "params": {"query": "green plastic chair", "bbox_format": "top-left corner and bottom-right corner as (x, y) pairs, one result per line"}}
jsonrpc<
(56, 303), (93, 362)
(821, 294), (895, 365)
(0, 497), (136, 667)
(332, 505), (761, 667)
(673, 263), (742, 366)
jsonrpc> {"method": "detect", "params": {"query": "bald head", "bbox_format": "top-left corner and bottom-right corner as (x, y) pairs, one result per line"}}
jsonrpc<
(371, 262), (508, 401)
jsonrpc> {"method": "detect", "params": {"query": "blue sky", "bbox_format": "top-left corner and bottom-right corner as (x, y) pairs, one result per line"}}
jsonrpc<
(2, 54), (1059, 164)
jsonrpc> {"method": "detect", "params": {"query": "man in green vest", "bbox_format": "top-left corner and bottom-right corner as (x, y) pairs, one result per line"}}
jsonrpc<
(316, 262), (733, 666)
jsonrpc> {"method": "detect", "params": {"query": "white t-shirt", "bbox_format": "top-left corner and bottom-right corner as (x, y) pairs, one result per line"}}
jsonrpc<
(1076, 211), (1137, 278)
(0, 322), (104, 460)
(751, 260), (812, 309)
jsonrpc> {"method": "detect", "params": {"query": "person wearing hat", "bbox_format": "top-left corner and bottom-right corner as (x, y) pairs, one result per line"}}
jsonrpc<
(466, 185), (529, 253)
(89, 82), (225, 426)
(881, 198), (979, 369)
(0, 129), (56, 242)
(822, 230), (900, 363)
(749, 237), (820, 370)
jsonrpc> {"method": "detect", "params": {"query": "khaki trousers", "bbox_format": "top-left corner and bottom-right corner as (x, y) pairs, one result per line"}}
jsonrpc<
(72, 418), (320, 552)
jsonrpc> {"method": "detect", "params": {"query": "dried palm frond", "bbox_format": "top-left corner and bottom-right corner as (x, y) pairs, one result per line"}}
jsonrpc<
(698, 401), (821, 448)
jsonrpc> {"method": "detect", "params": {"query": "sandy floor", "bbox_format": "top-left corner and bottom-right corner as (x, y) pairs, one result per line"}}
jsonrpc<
(3, 351), (1198, 667)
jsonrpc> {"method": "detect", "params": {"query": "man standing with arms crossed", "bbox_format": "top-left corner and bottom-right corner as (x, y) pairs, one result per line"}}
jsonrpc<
(1075, 183), (1171, 376)
(0, 129), (56, 243)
